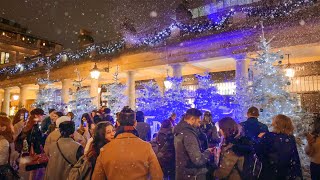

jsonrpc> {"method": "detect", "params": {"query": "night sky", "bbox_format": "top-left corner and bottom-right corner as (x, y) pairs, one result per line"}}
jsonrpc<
(1, 0), (196, 49)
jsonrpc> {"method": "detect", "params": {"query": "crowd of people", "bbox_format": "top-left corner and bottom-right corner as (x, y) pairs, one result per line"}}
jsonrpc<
(0, 106), (319, 180)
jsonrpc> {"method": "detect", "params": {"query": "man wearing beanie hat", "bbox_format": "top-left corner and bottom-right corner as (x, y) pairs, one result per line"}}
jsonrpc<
(44, 116), (86, 154)
(92, 106), (163, 180)
(240, 106), (269, 143)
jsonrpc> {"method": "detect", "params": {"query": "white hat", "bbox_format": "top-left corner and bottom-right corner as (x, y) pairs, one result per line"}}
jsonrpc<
(56, 116), (71, 128)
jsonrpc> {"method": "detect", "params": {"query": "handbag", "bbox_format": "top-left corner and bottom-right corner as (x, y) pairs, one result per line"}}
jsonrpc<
(25, 144), (49, 171)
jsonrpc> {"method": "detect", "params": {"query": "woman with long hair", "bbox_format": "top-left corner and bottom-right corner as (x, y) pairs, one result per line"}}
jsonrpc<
(86, 121), (115, 169)
(213, 117), (253, 180)
(305, 115), (320, 180)
(77, 113), (93, 141)
(257, 114), (302, 180)
(12, 108), (29, 140)
(200, 111), (220, 147)
(0, 115), (19, 180)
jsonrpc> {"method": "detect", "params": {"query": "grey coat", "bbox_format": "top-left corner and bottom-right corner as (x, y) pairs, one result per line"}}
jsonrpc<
(44, 138), (82, 180)
(174, 120), (211, 180)
(136, 122), (151, 141)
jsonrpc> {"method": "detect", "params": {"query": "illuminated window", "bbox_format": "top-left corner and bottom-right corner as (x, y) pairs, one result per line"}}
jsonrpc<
(0, 52), (10, 64)
(213, 82), (236, 95)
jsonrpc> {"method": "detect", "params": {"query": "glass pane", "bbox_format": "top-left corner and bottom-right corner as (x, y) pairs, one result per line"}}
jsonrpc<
(5, 53), (9, 63)
(0, 52), (5, 64)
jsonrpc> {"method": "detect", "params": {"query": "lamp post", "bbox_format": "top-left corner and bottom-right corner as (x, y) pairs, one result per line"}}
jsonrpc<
(90, 63), (101, 79)
(285, 54), (295, 78)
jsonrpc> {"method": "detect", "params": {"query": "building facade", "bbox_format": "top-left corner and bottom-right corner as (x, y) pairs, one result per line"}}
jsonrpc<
(0, 1), (319, 116)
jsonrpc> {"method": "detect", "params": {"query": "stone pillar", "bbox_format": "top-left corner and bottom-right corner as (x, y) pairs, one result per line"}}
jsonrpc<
(62, 79), (72, 104)
(19, 85), (29, 108)
(235, 54), (249, 95)
(126, 71), (136, 110)
(234, 54), (250, 121)
(0, 89), (4, 112)
(2, 88), (11, 115)
(171, 64), (183, 77)
(155, 77), (165, 95)
(90, 78), (99, 108)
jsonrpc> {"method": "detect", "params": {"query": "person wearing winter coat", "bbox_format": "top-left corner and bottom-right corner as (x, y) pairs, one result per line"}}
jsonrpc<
(256, 114), (303, 180)
(156, 118), (175, 179)
(44, 121), (84, 180)
(135, 111), (151, 141)
(240, 106), (269, 143)
(85, 121), (115, 172)
(40, 109), (56, 134)
(0, 115), (19, 180)
(174, 108), (214, 180)
(162, 113), (177, 128)
(213, 117), (253, 180)
(12, 108), (28, 139)
(305, 115), (320, 180)
(44, 116), (86, 155)
(15, 108), (46, 180)
(77, 113), (93, 141)
(92, 106), (163, 180)
(200, 111), (220, 148)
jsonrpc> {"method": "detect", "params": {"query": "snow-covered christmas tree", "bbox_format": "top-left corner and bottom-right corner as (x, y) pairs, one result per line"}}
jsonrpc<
(33, 68), (65, 114)
(104, 66), (128, 115)
(194, 72), (224, 121)
(136, 80), (164, 120)
(236, 28), (296, 124)
(162, 76), (190, 120)
(68, 69), (96, 126)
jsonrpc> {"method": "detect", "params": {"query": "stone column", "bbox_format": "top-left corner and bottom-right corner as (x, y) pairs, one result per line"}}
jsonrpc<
(62, 79), (72, 104)
(90, 78), (99, 108)
(235, 54), (249, 95)
(170, 64), (183, 77)
(19, 85), (29, 108)
(0, 89), (4, 112)
(234, 54), (250, 121)
(126, 71), (136, 110)
(155, 77), (165, 95)
(2, 88), (11, 115)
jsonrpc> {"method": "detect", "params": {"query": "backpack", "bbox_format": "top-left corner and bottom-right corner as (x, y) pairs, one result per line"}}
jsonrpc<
(156, 132), (175, 176)
(237, 153), (262, 180)
(68, 155), (93, 180)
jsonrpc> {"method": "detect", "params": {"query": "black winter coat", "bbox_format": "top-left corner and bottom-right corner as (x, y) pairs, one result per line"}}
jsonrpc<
(16, 124), (45, 154)
(174, 120), (211, 180)
(240, 117), (269, 143)
(200, 123), (220, 147)
(156, 127), (175, 178)
(256, 132), (303, 180)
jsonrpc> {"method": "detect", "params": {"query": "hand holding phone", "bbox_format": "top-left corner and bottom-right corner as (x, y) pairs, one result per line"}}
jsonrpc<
(83, 121), (87, 127)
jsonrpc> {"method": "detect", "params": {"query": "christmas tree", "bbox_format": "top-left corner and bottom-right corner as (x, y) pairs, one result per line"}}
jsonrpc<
(162, 76), (190, 120)
(194, 72), (224, 121)
(68, 88), (96, 126)
(136, 80), (164, 120)
(68, 69), (96, 126)
(236, 29), (296, 123)
(34, 87), (65, 114)
(104, 66), (128, 115)
(33, 68), (65, 114)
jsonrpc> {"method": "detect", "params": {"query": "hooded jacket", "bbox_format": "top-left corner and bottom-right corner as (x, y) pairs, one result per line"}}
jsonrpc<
(174, 120), (211, 180)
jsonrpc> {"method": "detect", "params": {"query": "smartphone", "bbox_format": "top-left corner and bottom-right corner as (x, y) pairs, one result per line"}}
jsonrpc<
(83, 121), (87, 127)
(24, 112), (28, 121)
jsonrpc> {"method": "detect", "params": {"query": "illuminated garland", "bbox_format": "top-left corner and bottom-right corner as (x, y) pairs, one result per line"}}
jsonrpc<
(0, 0), (313, 77)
